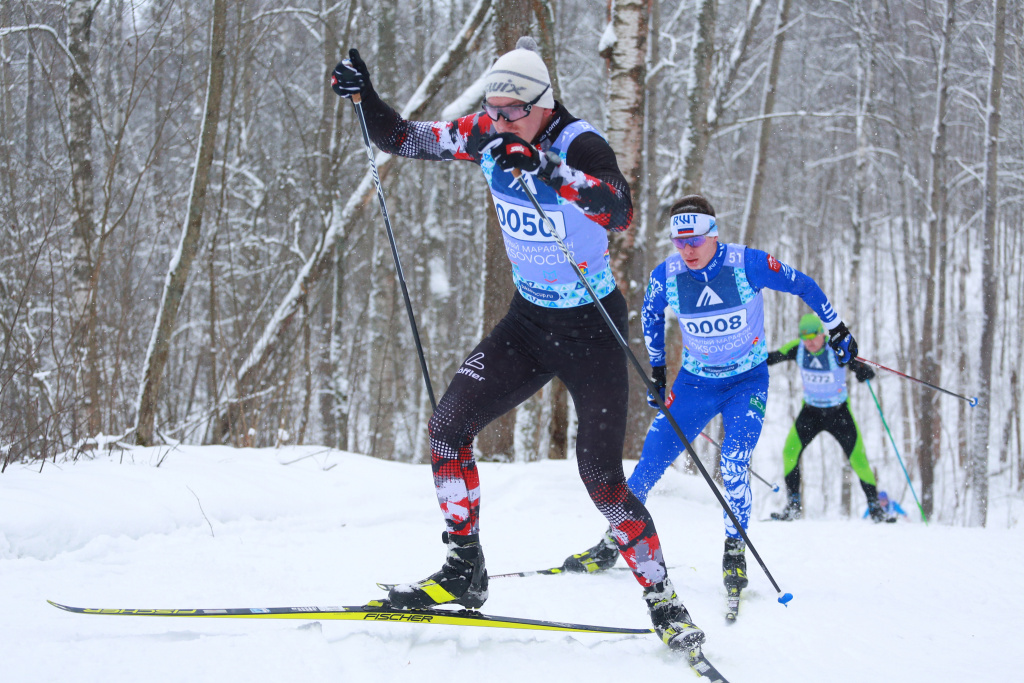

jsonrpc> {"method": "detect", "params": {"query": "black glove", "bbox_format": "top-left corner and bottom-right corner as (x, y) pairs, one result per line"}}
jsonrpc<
(853, 362), (875, 383)
(646, 366), (667, 408)
(828, 322), (858, 366)
(482, 132), (541, 173)
(331, 48), (373, 99)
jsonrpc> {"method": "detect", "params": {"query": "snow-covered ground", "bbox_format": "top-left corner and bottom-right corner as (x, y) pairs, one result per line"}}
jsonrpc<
(2, 445), (1020, 682)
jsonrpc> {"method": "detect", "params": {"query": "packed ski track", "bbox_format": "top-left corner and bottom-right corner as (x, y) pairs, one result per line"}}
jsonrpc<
(1, 446), (1020, 682)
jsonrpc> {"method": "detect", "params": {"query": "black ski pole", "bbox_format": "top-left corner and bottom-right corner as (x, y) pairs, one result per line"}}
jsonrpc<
(350, 94), (436, 410)
(698, 432), (780, 493)
(512, 170), (792, 606)
(856, 357), (977, 407)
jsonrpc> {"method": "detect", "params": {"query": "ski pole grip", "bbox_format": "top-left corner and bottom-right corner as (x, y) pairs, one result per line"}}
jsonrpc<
(352, 93), (362, 104)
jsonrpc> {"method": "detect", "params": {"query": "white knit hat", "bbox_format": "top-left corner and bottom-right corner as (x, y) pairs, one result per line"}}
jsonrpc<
(482, 37), (554, 108)
(668, 213), (718, 239)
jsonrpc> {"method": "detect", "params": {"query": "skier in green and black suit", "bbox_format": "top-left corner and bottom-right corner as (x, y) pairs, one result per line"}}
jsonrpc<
(767, 313), (887, 522)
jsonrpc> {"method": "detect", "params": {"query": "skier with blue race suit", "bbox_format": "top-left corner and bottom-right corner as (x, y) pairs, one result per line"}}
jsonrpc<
(863, 490), (907, 522)
(331, 38), (704, 651)
(562, 194), (860, 610)
(766, 314), (886, 522)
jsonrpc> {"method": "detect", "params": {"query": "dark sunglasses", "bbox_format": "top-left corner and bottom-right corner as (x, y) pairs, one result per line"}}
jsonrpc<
(482, 85), (551, 122)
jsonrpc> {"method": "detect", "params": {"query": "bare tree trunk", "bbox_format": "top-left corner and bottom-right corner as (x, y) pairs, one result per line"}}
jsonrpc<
(919, 0), (956, 520)
(135, 0), (228, 446)
(846, 0), (879, 516)
(530, 0), (561, 100)
(663, 0), (716, 203)
(475, 0), (531, 461)
(971, 0), (1008, 528)
(740, 0), (792, 247)
(67, 0), (101, 437)
(601, 0), (649, 459)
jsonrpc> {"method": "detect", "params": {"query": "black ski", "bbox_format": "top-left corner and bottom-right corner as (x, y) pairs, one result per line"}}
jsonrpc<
(48, 599), (652, 635)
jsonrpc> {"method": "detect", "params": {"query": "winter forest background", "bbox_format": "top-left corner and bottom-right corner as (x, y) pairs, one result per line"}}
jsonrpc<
(1, 0), (1021, 527)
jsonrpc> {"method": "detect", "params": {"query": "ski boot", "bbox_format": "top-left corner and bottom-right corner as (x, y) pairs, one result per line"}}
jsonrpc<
(388, 531), (488, 609)
(723, 537), (748, 622)
(867, 499), (888, 523)
(770, 492), (802, 521)
(561, 527), (619, 573)
(643, 579), (706, 652)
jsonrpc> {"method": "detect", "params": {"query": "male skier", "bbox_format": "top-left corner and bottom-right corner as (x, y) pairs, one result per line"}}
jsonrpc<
(766, 314), (886, 522)
(332, 38), (704, 651)
(562, 195), (859, 618)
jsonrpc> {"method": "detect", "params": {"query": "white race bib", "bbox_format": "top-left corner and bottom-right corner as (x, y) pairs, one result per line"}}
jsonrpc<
(681, 310), (748, 338)
(492, 196), (566, 242)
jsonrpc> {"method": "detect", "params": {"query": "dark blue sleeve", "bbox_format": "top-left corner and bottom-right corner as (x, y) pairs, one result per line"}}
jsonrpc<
(744, 247), (841, 329)
(642, 262), (669, 367)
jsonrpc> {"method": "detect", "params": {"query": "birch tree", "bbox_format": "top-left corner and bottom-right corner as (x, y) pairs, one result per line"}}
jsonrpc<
(918, 0), (956, 518)
(135, 0), (228, 446)
(971, 0), (1009, 527)
(600, 0), (649, 458)
(740, 0), (792, 247)
(67, 0), (100, 437)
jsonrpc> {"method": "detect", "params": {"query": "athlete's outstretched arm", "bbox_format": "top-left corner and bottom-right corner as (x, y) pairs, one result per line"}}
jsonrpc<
(767, 339), (800, 366)
(641, 262), (670, 367)
(744, 248), (843, 330)
(358, 89), (494, 162)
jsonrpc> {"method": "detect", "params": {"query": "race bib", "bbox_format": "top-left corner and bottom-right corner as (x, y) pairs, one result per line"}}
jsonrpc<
(681, 310), (748, 338)
(492, 196), (566, 242)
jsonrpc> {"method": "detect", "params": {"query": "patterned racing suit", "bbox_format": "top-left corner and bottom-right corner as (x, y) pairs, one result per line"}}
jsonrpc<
(359, 91), (669, 586)
(635, 244), (842, 539)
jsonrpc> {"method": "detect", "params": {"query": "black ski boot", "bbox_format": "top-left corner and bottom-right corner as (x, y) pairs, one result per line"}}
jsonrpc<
(643, 579), (706, 652)
(723, 537), (748, 621)
(770, 492), (802, 521)
(867, 499), (888, 523)
(561, 527), (619, 573)
(388, 532), (488, 609)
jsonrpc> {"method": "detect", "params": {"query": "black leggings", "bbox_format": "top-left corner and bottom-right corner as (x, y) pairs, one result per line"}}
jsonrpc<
(428, 290), (668, 587)
(783, 402), (878, 503)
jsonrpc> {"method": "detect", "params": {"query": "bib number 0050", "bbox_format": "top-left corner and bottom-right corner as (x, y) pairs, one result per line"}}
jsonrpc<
(492, 196), (566, 242)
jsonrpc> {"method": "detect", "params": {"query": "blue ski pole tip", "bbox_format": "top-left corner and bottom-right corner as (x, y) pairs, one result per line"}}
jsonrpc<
(778, 593), (793, 606)
(772, 485), (780, 493)
(969, 396), (979, 407)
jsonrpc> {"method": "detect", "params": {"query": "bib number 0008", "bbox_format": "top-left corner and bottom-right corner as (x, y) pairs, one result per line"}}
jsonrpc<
(682, 310), (748, 338)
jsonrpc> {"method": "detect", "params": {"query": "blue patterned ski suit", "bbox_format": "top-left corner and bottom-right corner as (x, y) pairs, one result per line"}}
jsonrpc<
(631, 243), (841, 538)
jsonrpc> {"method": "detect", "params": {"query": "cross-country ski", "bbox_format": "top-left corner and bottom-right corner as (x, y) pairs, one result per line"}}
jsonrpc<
(47, 599), (654, 635)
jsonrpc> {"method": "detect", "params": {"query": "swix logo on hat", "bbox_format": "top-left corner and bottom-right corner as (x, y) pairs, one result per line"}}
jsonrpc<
(766, 254), (781, 272)
(485, 79), (527, 96)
